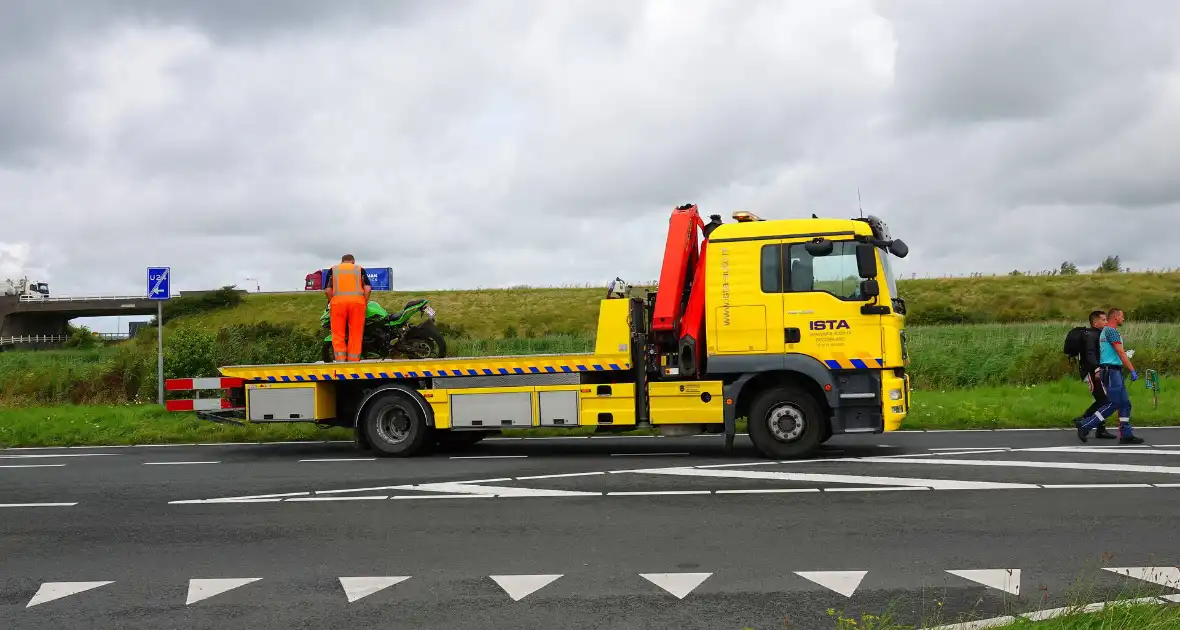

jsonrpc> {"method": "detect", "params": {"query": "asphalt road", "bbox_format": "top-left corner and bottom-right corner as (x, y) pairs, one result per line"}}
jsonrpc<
(3, 428), (1180, 629)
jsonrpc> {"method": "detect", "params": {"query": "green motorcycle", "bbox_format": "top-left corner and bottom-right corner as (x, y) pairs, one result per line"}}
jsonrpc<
(320, 298), (447, 362)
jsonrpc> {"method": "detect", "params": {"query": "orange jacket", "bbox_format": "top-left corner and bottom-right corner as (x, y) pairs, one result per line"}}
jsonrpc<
(329, 263), (367, 303)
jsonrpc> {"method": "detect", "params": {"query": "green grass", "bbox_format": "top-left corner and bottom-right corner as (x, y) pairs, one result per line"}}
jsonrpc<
(907, 376), (1178, 429)
(152, 270), (1180, 338)
(6, 322), (1179, 407)
(996, 602), (1180, 628)
(172, 288), (610, 340)
(901, 271), (1180, 325)
(909, 322), (1180, 389)
(824, 601), (1180, 629)
(0, 404), (353, 447)
(823, 568), (1180, 629)
(0, 335), (596, 407)
(3, 378), (1175, 448)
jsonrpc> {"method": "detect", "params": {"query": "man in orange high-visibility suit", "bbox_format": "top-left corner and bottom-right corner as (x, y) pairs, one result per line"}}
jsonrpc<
(323, 254), (371, 362)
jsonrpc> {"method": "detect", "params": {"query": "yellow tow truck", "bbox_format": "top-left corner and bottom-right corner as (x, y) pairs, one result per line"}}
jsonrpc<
(166, 204), (911, 459)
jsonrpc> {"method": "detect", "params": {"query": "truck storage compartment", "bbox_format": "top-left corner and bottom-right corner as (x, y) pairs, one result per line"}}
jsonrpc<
(578, 383), (636, 426)
(648, 380), (723, 425)
(450, 391), (533, 428)
(246, 382), (335, 422)
(538, 390), (579, 427)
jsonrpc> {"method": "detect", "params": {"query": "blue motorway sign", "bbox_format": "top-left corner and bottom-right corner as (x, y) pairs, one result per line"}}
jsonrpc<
(147, 267), (171, 300)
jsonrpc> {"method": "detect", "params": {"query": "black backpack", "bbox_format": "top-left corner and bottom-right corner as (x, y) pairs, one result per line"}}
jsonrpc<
(1064, 326), (1099, 364)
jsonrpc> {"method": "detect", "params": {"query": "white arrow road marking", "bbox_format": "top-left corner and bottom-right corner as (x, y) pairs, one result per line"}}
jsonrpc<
(490, 575), (562, 601)
(795, 571), (868, 597)
(26, 581), (113, 607)
(339, 576), (411, 603)
(866, 458), (1180, 475)
(1104, 567), (1180, 590)
(947, 569), (1021, 596)
(186, 578), (262, 604)
(626, 466), (1038, 490)
(640, 573), (712, 599)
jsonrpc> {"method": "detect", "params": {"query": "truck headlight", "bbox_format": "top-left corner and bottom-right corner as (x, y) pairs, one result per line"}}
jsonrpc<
(889, 389), (903, 401)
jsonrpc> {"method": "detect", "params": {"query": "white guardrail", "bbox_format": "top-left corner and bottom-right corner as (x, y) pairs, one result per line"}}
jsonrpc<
(16, 294), (174, 303)
(0, 333), (130, 345)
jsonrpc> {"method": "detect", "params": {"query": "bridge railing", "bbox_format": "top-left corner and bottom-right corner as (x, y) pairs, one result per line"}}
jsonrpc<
(0, 333), (131, 346)
(0, 335), (69, 345)
(16, 294), (173, 303)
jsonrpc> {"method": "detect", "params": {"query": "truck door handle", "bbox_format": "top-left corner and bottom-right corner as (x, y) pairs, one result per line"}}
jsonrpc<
(785, 328), (801, 343)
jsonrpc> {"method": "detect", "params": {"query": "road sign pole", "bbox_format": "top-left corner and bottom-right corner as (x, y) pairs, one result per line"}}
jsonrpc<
(157, 300), (164, 405)
(147, 266), (171, 406)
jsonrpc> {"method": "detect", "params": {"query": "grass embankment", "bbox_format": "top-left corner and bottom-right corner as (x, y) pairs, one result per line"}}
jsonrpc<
(158, 271), (1180, 335)
(5, 322), (1179, 406)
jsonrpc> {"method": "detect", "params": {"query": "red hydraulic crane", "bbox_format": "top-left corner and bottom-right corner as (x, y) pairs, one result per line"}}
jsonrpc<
(648, 204), (723, 379)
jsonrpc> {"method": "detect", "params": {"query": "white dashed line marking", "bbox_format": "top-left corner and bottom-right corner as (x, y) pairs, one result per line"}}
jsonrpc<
(1041, 484), (1154, 489)
(298, 458), (377, 463)
(0, 453), (118, 459)
(0, 464), (67, 469)
(514, 472), (606, 480)
(606, 490), (712, 496)
(714, 488), (821, 494)
(449, 455), (528, 459)
(391, 494), (493, 500)
(144, 461), (221, 466)
(609, 452), (691, 457)
(286, 496), (389, 502)
(823, 486), (930, 492)
(0, 503), (77, 508)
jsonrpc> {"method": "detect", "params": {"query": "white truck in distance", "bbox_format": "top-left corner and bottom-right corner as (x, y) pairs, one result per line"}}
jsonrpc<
(3, 277), (50, 299)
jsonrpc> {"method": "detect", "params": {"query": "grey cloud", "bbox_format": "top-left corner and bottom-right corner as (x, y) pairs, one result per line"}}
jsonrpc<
(4, 0), (1180, 322)
(881, 0), (1180, 125)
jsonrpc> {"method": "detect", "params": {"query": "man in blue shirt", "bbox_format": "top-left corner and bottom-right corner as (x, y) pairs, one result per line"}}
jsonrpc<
(1091, 308), (1144, 444)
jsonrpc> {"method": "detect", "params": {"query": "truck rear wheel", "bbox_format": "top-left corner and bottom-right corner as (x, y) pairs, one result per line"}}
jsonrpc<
(747, 386), (824, 459)
(360, 392), (429, 457)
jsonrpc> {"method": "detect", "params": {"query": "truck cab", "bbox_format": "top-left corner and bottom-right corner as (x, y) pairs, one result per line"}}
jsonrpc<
(641, 207), (910, 458)
(699, 212), (909, 456)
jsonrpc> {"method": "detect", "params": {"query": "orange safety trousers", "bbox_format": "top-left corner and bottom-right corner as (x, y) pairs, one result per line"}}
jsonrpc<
(330, 297), (366, 362)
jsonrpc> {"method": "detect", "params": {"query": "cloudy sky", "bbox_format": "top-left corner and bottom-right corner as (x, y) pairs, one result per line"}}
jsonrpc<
(3, 0), (1179, 320)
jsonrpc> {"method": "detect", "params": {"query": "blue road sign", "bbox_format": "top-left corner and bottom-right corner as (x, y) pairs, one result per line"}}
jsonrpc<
(147, 267), (171, 300)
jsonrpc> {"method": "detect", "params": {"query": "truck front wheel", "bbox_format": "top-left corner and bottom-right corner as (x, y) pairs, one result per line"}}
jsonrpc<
(360, 392), (429, 457)
(747, 386), (824, 459)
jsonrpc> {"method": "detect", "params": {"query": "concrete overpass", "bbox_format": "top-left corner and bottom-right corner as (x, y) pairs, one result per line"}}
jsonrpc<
(0, 294), (167, 338)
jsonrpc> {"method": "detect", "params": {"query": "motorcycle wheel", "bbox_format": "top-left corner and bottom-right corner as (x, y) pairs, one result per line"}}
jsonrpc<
(397, 323), (447, 359)
(321, 341), (334, 363)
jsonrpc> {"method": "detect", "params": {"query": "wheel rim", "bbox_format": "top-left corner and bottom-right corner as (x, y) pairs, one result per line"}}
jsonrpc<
(402, 338), (438, 358)
(766, 403), (806, 442)
(374, 406), (412, 444)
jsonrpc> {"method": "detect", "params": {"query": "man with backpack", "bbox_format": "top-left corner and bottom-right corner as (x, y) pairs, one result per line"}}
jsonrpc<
(1067, 311), (1118, 442)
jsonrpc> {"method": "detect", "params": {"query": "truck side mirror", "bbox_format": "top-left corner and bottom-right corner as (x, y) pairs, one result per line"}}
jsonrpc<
(856, 243), (878, 278)
(889, 239), (909, 259)
(860, 279), (880, 299)
(804, 239), (834, 257)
